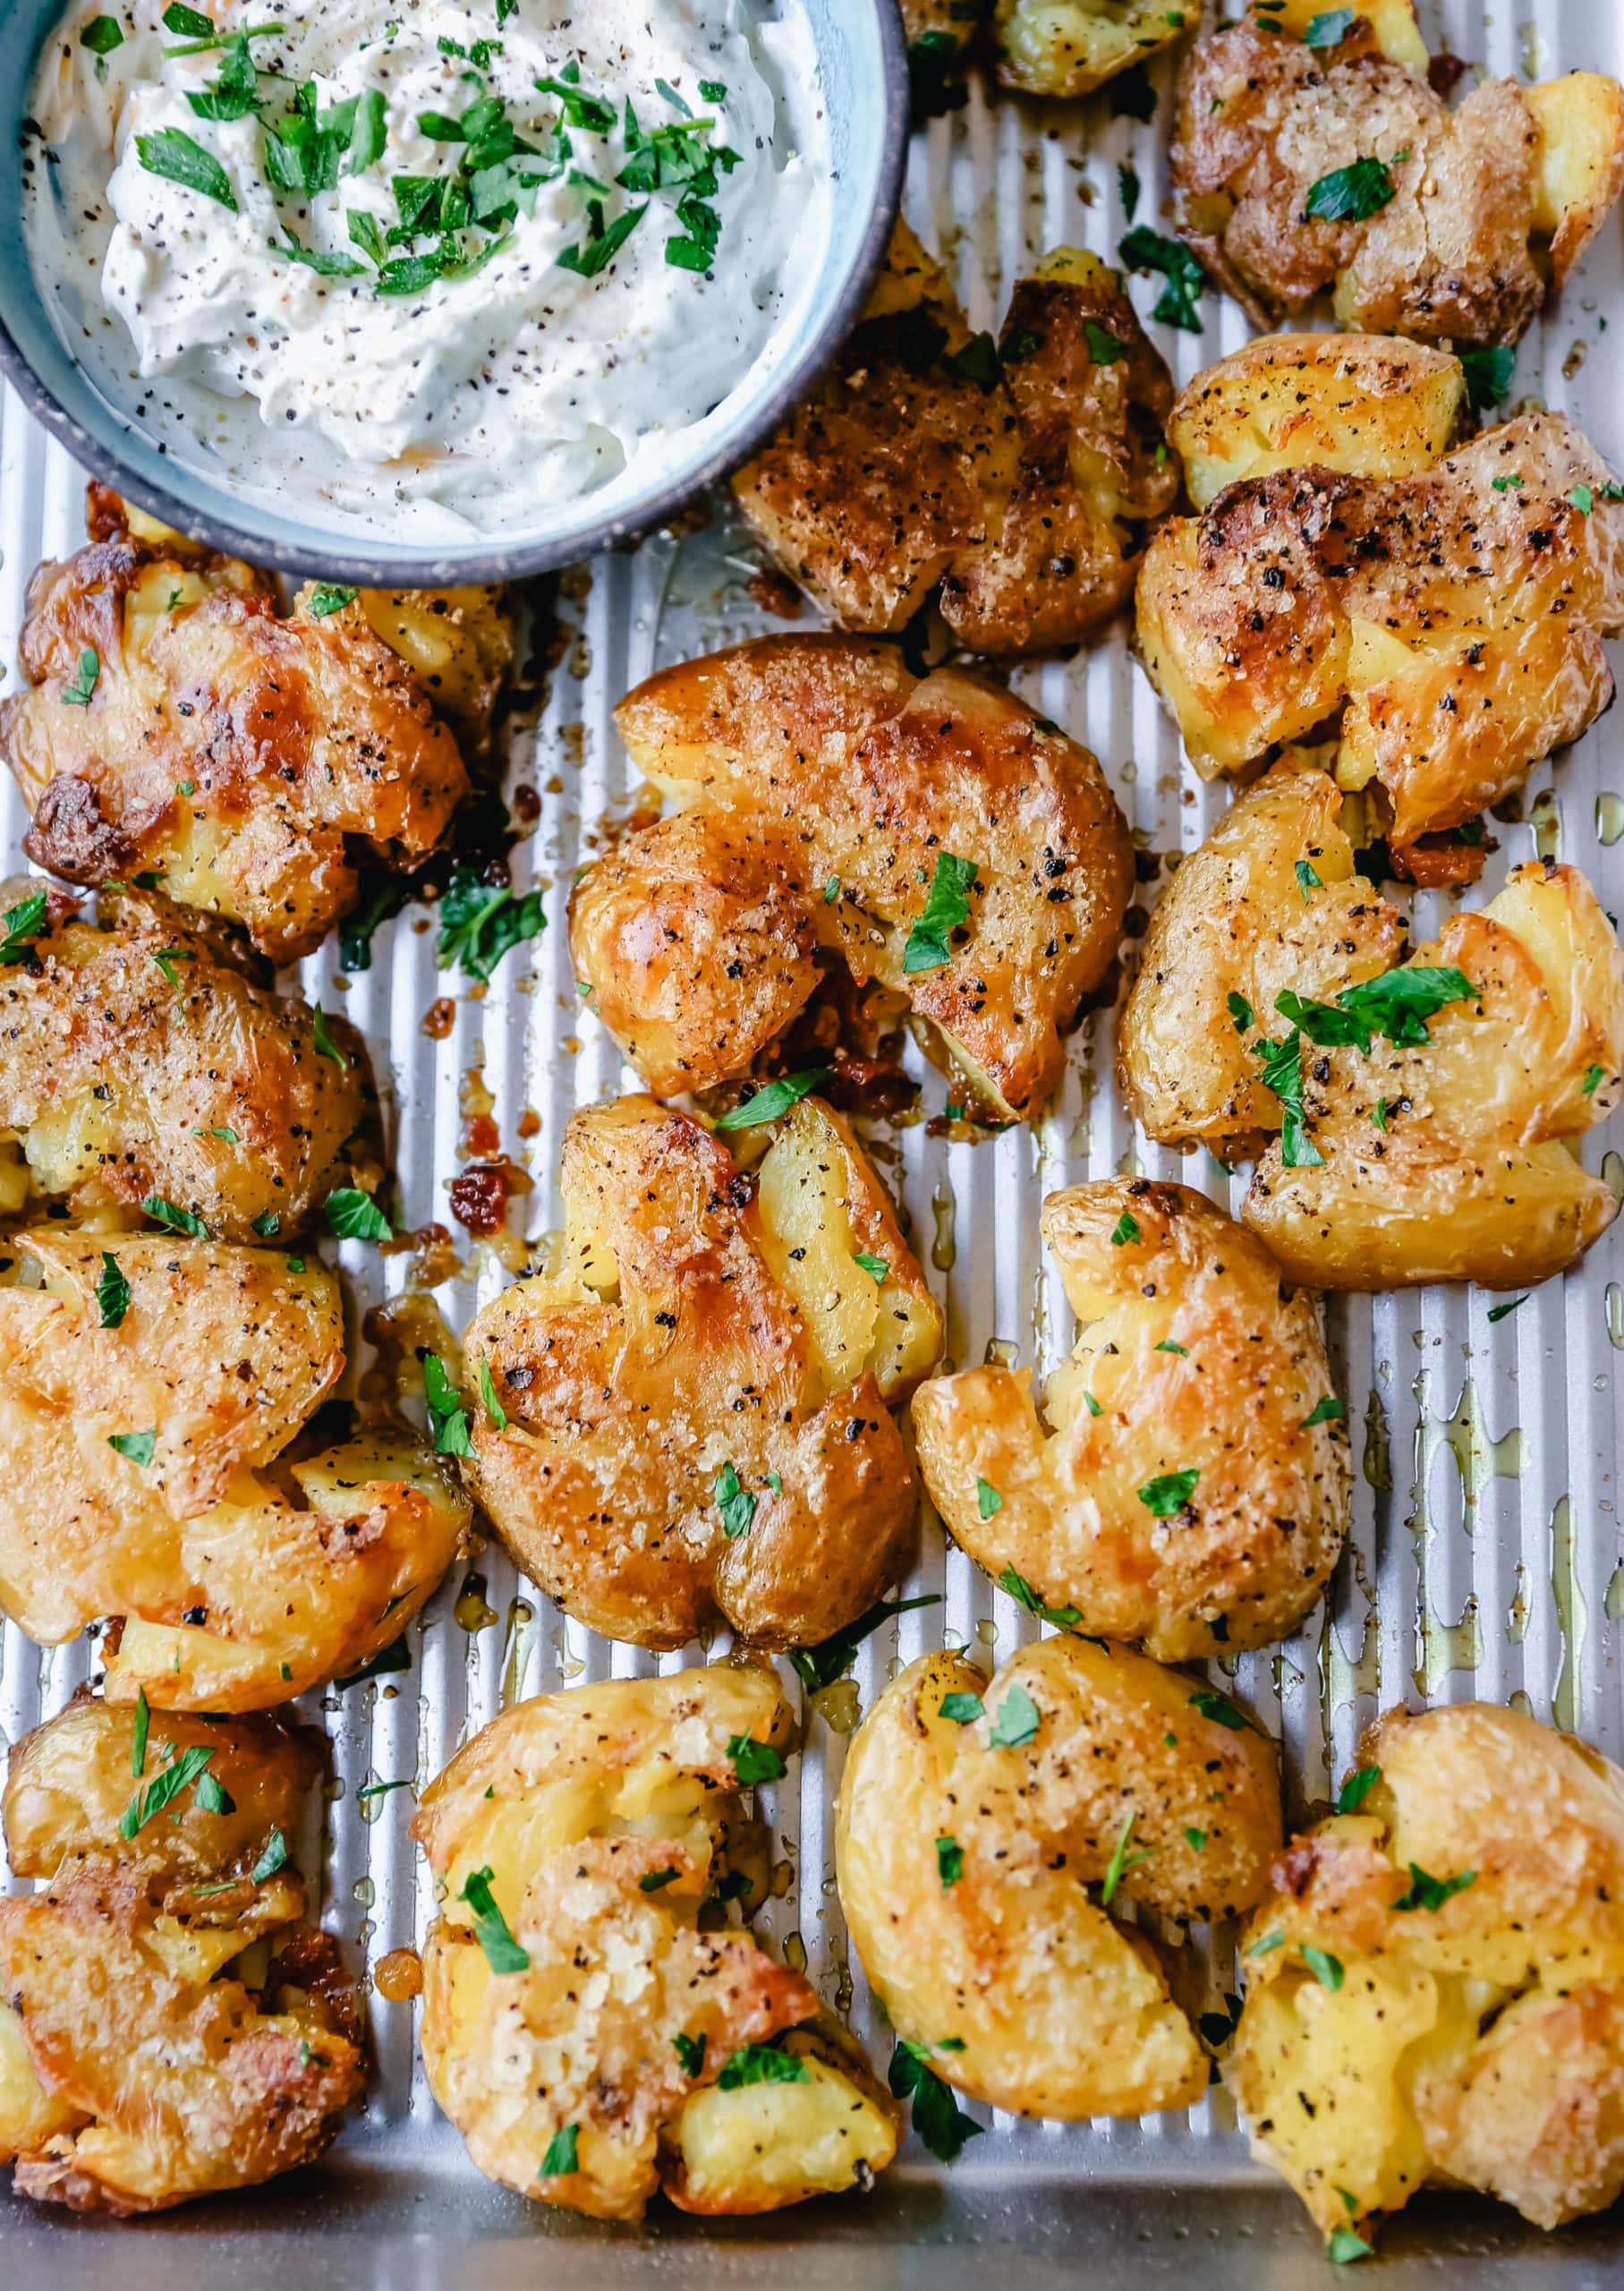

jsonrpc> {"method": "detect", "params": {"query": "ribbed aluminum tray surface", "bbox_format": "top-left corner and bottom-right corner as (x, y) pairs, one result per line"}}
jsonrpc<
(4, 0), (1624, 2279)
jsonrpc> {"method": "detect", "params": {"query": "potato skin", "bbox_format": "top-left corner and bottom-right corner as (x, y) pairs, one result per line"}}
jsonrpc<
(585, 636), (1131, 1120)
(0, 1233), (468, 1707)
(463, 1094), (939, 1650)
(1245, 859), (1624, 1289)
(733, 228), (1177, 653)
(995, 0), (1184, 98)
(412, 1665), (897, 2223)
(0, 506), (469, 963)
(1230, 1702), (1624, 2242)
(0, 1694), (362, 2215)
(913, 1180), (1348, 1660)
(1118, 761), (1405, 1159)
(837, 1638), (1281, 2120)
(0, 882), (372, 1240)
(1170, 6), (1624, 344)
(1138, 396), (1624, 840)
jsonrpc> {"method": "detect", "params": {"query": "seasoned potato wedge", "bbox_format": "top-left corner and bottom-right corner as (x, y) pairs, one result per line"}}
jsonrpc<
(463, 1094), (940, 1649)
(0, 881), (372, 1240)
(1118, 760), (1405, 1160)
(995, 0), (1185, 98)
(837, 1638), (1281, 2119)
(0, 1233), (468, 1706)
(1245, 859), (1624, 1289)
(1230, 1703), (1624, 2244)
(1170, 5), (1624, 343)
(1140, 368), (1624, 843)
(734, 226), (1177, 652)
(0, 495), (472, 963)
(0, 1693), (363, 2214)
(913, 1180), (1348, 1659)
(578, 636), (1132, 1120)
(412, 1666), (897, 2222)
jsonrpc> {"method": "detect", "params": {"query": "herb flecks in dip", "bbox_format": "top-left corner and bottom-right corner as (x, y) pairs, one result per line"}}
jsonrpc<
(27, 0), (827, 540)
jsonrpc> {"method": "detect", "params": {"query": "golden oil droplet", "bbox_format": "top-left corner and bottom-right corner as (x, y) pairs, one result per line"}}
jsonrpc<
(1607, 1563), (1624, 1623)
(1361, 1388), (1390, 1492)
(984, 1336), (1019, 1368)
(931, 1180), (957, 1271)
(1114, 1145), (1143, 1179)
(556, 1629), (585, 1681)
(374, 1946), (423, 2003)
(1603, 1150), (1624, 1205)
(1608, 1282), (1624, 1350)
(455, 1572), (497, 1633)
(813, 1678), (862, 1734)
(1509, 1687), (1534, 1718)
(1596, 792), (1624, 847)
(1506, 1562), (1529, 1644)
(1550, 1495), (1586, 1733)
(499, 1599), (537, 1709)
(974, 1615), (998, 1647)
(352, 1877), (375, 1910)
(1412, 1593), (1482, 1698)
(783, 1931), (807, 1974)
(1529, 788), (1561, 862)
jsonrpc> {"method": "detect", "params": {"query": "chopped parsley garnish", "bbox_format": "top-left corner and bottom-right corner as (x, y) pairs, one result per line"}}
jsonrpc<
(559, 197), (648, 276)
(1302, 6), (1354, 41)
(976, 1477), (1003, 1520)
(998, 1565), (1080, 1630)
(714, 1460), (756, 1540)
(1571, 483), (1594, 515)
(436, 865), (545, 982)
(1246, 1928), (1287, 1958)
(477, 1355), (507, 1431)
(1084, 319), (1128, 365)
(718, 2042), (808, 2089)
(325, 1187), (393, 1241)
(62, 647), (100, 708)
(1137, 1467), (1198, 1517)
(119, 1743), (216, 1836)
(1110, 1211), (1141, 1247)
(1250, 1030), (1322, 1170)
(0, 890), (48, 964)
(251, 1827), (289, 1882)
(97, 1251), (132, 1330)
(889, 2040), (982, 2162)
(356, 1780), (413, 1806)
(1302, 1945), (1344, 1991)
(279, 234), (367, 277)
(81, 13), (124, 53)
(311, 1003), (349, 1067)
(460, 1865), (530, 1972)
(1184, 1826), (1207, 1851)
(1336, 1764), (1382, 1813)
(538, 2123), (578, 2176)
(1490, 473), (1525, 493)
(1301, 1395), (1346, 1429)
(1327, 2227), (1374, 2264)
(713, 1068), (828, 1129)
(673, 2032), (707, 2075)
(1279, 966), (1475, 1052)
(1295, 859), (1322, 901)
(1485, 1294), (1527, 1324)
(638, 1865), (678, 1892)
(987, 1682), (1041, 1750)
(251, 1210), (280, 1239)
(1303, 154), (1399, 224)
(1118, 161), (1140, 218)
(1118, 226), (1205, 331)
(1227, 991), (1254, 1032)
(1100, 1808), (1152, 1906)
(153, 945), (195, 989)
(1459, 345), (1515, 410)
(1083, 1391), (1103, 1417)
(108, 1427), (157, 1471)
(132, 1688), (149, 1776)
(945, 331), (1001, 389)
(1156, 1339), (1188, 1357)
(939, 1691), (985, 1724)
(1584, 1062), (1605, 1096)
(338, 876), (408, 969)
(904, 851), (979, 975)
(137, 124), (238, 209)
(1190, 1687), (1254, 1733)
(1393, 1862), (1476, 1912)
(854, 1250), (889, 1283)
(727, 1733), (786, 1785)
(423, 1353), (472, 1457)
(142, 1194), (208, 1238)
(936, 1835), (965, 1889)
(307, 582), (359, 617)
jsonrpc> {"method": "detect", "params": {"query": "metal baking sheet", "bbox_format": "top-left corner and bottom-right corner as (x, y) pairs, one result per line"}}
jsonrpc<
(4, 0), (1624, 2279)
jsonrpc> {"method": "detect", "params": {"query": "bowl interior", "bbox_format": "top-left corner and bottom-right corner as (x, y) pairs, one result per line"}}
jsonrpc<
(0, 0), (906, 582)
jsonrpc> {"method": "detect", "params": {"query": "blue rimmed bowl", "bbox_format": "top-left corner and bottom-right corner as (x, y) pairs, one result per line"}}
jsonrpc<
(0, 0), (908, 582)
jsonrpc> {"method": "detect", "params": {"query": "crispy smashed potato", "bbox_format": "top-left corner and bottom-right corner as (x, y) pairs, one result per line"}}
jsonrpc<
(1139, 345), (1624, 844)
(463, 1093), (940, 1649)
(0, 1233), (468, 1707)
(0, 881), (371, 1240)
(996, 0), (1185, 98)
(413, 1665), (897, 2222)
(336, 584), (511, 756)
(734, 226), (1177, 652)
(0, 1693), (363, 2214)
(838, 1637), (1280, 2118)
(1170, 3), (1624, 342)
(1, 495), (472, 963)
(1230, 1702), (1624, 2244)
(576, 636), (1131, 1120)
(913, 1180), (1348, 1659)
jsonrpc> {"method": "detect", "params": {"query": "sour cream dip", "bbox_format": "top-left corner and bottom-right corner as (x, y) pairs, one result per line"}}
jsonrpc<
(24, 0), (829, 541)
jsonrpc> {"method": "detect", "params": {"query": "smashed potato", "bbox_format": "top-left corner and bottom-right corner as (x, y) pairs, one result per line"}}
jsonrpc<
(0, 1693), (363, 2214)
(996, 0), (1185, 98)
(1, 495), (472, 962)
(837, 1637), (1280, 2119)
(1139, 346), (1624, 845)
(912, 1180), (1348, 1659)
(1170, 3), (1624, 343)
(734, 226), (1177, 653)
(0, 1232), (468, 1707)
(463, 1093), (940, 1649)
(1230, 1702), (1624, 2245)
(413, 1665), (897, 2222)
(575, 636), (1132, 1120)
(0, 881), (371, 1240)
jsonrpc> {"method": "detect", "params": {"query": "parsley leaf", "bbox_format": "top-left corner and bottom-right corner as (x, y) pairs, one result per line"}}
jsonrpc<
(1084, 319), (1128, 364)
(1459, 345), (1515, 411)
(940, 1691), (985, 1724)
(904, 851), (979, 975)
(325, 1187), (393, 1241)
(727, 1733), (786, 1785)
(936, 1835), (965, 1888)
(436, 866), (545, 982)
(251, 1827), (288, 1881)
(987, 1682), (1041, 1750)
(1110, 1212), (1141, 1247)
(132, 1688), (149, 1776)
(1190, 1687), (1255, 1733)
(998, 1564), (1080, 1630)
(945, 331), (1001, 390)
(1485, 1294), (1527, 1324)
(787, 1595), (946, 1695)
(81, 13), (124, 53)
(1295, 859), (1322, 900)
(1302, 1944), (1344, 1990)
(539, 2125), (578, 2177)
(1301, 1395), (1346, 1429)
(718, 2042), (809, 2089)
(559, 199), (648, 277)
(1336, 1764), (1382, 1813)
(307, 582), (359, 617)
(1100, 1808), (1152, 1906)
(977, 1477), (1003, 1520)
(673, 2032), (707, 2075)
(423, 1353), (471, 1457)
(137, 125), (238, 209)
(477, 1354), (507, 1430)
(1137, 1467), (1198, 1516)
(1303, 155), (1398, 224)
(889, 2040), (983, 2162)
(854, 1250), (889, 1282)
(119, 1744), (216, 1836)
(1118, 161), (1140, 218)
(108, 1426), (157, 1467)
(713, 1069), (828, 1130)
(1393, 1862), (1476, 1912)
(142, 1195), (208, 1238)
(0, 890), (48, 964)
(1227, 991), (1254, 1033)
(459, 1864), (530, 1972)
(1328, 2227), (1374, 2263)
(97, 1251), (132, 1330)
(310, 1003), (349, 1067)
(1303, 6), (1355, 40)
(714, 1460), (756, 1540)
(1250, 1031), (1322, 1169)
(1118, 226), (1206, 331)
(62, 647), (100, 708)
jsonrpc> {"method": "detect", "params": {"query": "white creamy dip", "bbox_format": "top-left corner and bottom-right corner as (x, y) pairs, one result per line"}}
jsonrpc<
(25, 0), (828, 541)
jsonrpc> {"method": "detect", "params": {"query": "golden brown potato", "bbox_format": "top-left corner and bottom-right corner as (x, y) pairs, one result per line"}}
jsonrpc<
(913, 1180), (1348, 1659)
(412, 1665), (897, 2223)
(995, 0), (1185, 98)
(1139, 374), (1624, 844)
(1244, 858), (1624, 1289)
(837, 1637), (1281, 2120)
(1118, 760), (1405, 1161)
(1, 505), (470, 964)
(463, 1093), (940, 1650)
(734, 229), (1178, 654)
(0, 881), (372, 1241)
(340, 584), (512, 756)
(576, 636), (1132, 1120)
(1170, 4), (1624, 344)
(1229, 1702), (1624, 2245)
(0, 1693), (363, 2215)
(0, 1232), (468, 1708)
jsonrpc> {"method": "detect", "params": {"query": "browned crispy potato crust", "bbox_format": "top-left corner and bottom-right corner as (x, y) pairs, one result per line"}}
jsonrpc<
(734, 228), (1177, 654)
(0, 1233), (469, 1707)
(413, 1666), (897, 2222)
(1139, 384), (1624, 841)
(463, 1094), (940, 1650)
(576, 636), (1132, 1119)
(1170, 3), (1624, 344)
(837, 1637), (1281, 2119)
(996, 0), (1186, 98)
(913, 1180), (1349, 1658)
(1230, 1702), (1624, 2243)
(0, 499), (471, 963)
(0, 881), (371, 1240)
(0, 1693), (364, 2214)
